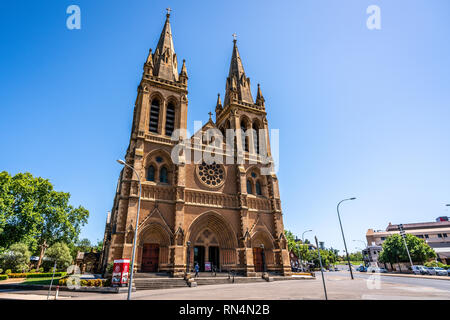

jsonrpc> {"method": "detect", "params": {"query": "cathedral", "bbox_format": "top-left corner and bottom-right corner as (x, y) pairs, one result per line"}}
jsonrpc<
(100, 11), (291, 277)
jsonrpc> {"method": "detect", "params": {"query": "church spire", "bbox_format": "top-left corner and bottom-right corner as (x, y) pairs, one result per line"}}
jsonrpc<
(152, 9), (179, 82)
(224, 36), (254, 106)
(215, 93), (223, 117)
(256, 83), (265, 107)
(179, 59), (188, 85)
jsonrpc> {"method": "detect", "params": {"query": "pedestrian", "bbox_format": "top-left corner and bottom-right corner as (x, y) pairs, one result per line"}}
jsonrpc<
(194, 262), (199, 278)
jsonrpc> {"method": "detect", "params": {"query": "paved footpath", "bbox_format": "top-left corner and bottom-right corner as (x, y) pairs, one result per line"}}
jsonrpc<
(1, 274), (449, 300)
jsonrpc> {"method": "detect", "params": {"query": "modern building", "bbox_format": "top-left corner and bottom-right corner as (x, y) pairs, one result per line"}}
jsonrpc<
(101, 11), (291, 277)
(366, 218), (450, 264)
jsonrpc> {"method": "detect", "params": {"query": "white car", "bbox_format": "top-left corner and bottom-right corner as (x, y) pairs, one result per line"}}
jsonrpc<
(432, 267), (448, 276)
(410, 265), (427, 275)
(367, 266), (387, 273)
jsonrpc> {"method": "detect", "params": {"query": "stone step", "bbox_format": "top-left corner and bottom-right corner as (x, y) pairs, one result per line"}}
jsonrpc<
(133, 278), (188, 290)
(134, 272), (172, 279)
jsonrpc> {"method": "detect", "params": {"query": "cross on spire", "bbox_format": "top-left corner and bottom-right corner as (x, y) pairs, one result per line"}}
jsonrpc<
(232, 33), (237, 42)
(166, 7), (172, 16)
(208, 111), (213, 120)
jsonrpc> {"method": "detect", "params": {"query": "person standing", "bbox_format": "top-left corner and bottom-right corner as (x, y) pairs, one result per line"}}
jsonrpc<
(194, 262), (199, 278)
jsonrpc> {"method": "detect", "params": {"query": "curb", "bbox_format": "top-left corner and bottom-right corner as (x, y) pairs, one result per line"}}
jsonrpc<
(377, 273), (450, 281)
(0, 284), (136, 293)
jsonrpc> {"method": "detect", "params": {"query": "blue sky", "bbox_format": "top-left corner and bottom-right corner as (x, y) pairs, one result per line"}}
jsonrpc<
(1, 1), (449, 253)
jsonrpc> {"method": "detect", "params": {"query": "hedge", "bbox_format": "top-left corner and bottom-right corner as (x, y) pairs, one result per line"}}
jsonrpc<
(59, 278), (109, 287)
(0, 275), (8, 281)
(7, 272), (67, 279)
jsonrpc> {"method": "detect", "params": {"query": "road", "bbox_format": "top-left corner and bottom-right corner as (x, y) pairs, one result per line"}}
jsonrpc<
(0, 273), (449, 300)
(324, 271), (450, 291)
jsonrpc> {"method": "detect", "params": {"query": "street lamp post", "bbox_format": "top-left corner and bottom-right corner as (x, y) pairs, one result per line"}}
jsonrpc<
(117, 159), (142, 301)
(300, 230), (312, 271)
(337, 197), (356, 280)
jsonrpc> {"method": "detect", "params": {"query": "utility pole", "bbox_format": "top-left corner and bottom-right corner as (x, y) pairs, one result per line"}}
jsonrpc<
(398, 224), (414, 268)
(315, 236), (328, 300)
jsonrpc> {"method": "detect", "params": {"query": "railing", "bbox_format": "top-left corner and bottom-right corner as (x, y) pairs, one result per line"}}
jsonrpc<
(184, 190), (239, 209)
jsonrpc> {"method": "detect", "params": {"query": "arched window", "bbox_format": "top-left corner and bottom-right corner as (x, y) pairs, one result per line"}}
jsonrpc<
(159, 166), (168, 183)
(253, 123), (260, 154)
(165, 102), (175, 137)
(147, 165), (155, 181)
(241, 120), (249, 152)
(247, 180), (253, 194)
(255, 180), (262, 196)
(149, 99), (160, 133)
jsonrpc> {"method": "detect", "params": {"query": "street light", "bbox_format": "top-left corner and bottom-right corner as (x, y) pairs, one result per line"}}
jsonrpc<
(117, 159), (142, 301)
(300, 230), (312, 271)
(337, 197), (356, 280)
(302, 229), (313, 243)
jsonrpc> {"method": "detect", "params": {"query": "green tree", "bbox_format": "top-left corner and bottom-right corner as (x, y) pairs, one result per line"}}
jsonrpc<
(96, 240), (103, 252)
(0, 172), (89, 269)
(45, 242), (73, 271)
(348, 251), (363, 261)
(0, 243), (31, 272)
(378, 234), (436, 266)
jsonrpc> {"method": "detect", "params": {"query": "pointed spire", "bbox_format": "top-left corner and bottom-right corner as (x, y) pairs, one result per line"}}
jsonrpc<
(256, 83), (265, 107)
(178, 59), (188, 85)
(152, 11), (179, 82)
(180, 59), (187, 75)
(143, 48), (154, 75)
(215, 93), (223, 116)
(224, 36), (254, 106)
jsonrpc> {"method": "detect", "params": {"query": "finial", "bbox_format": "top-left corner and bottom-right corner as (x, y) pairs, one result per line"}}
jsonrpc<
(208, 111), (213, 121)
(166, 7), (172, 17)
(232, 33), (237, 43)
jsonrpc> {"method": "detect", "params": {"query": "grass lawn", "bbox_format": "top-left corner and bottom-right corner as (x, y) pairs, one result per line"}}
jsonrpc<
(336, 261), (364, 265)
(20, 277), (63, 286)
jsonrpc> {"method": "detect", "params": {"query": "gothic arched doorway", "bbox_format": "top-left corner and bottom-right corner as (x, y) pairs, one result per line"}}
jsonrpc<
(138, 222), (172, 272)
(187, 212), (238, 272)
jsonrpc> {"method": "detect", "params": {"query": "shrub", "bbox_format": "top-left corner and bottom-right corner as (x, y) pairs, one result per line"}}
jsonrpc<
(0, 275), (8, 281)
(5, 269), (12, 275)
(38, 267), (44, 273)
(29, 269), (36, 273)
(45, 243), (73, 271)
(0, 268), (3, 274)
(424, 261), (446, 268)
(7, 273), (28, 278)
(104, 278), (111, 287)
(0, 243), (31, 273)
(26, 272), (67, 278)
(106, 262), (114, 274)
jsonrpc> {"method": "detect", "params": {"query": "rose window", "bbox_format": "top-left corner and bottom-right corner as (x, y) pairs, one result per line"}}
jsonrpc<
(197, 162), (225, 188)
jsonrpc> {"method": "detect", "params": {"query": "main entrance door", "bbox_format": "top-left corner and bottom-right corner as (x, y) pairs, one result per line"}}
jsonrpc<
(194, 246), (205, 271)
(142, 243), (159, 272)
(253, 247), (264, 272)
(208, 246), (220, 270)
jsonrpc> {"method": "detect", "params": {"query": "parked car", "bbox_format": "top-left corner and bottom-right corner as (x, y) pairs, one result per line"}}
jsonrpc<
(356, 265), (367, 272)
(432, 267), (448, 276)
(425, 267), (436, 275)
(367, 266), (387, 273)
(410, 265), (427, 275)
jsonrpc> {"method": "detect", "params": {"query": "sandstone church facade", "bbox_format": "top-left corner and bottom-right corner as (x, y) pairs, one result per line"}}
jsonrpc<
(101, 12), (291, 277)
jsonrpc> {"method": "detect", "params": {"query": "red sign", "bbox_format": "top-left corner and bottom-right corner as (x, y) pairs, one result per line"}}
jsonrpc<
(112, 259), (130, 287)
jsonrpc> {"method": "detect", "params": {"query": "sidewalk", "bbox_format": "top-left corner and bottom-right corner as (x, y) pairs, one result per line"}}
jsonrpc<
(379, 272), (450, 281)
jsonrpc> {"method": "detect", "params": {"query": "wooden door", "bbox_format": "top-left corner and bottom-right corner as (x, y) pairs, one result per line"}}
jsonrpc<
(253, 247), (263, 272)
(142, 244), (159, 272)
